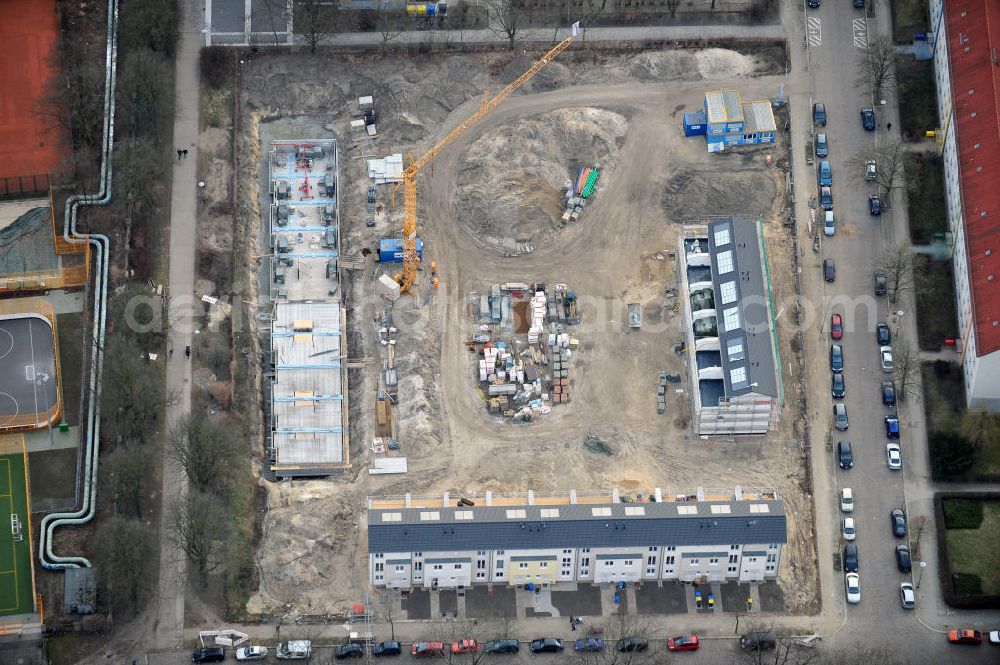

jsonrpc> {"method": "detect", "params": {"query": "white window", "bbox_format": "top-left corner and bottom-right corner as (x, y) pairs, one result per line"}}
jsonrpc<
(419, 511), (440, 521)
(476, 572), (486, 579)
(714, 227), (731, 247)
(720, 281), (737, 304)
(709, 558), (719, 566)
(750, 504), (770, 513)
(375, 563), (384, 572)
(730, 366), (747, 386)
(604, 561), (614, 567)
(665, 556), (675, 565)
(625, 506), (645, 516)
(677, 505), (697, 515)
(562, 558), (572, 566)
(646, 556), (656, 566)
(562, 569), (572, 577)
(581, 557), (590, 567)
(539, 562), (548, 569)
(624, 560), (634, 567)
(505, 509), (527, 519)
(728, 566), (737, 573)
(716, 250), (734, 274)
(591, 507), (612, 517)
(381, 513), (402, 522)
(723, 306), (740, 331)
(727, 338), (745, 361)
(496, 560), (504, 569)
(414, 562), (423, 571)
(711, 505), (732, 514)
(689, 559), (699, 566)
(540, 508), (560, 518)
(455, 511), (474, 520)
(433, 564), (443, 571)
(648, 546), (658, 552)
(518, 562), (528, 569)
(563, 549), (572, 554)
(582, 548), (591, 553)
(375, 574), (383, 581)
(646, 567), (656, 575)
(496, 571), (504, 578)
(395, 565), (405, 572)
(667, 546), (676, 551)
(454, 564), (462, 570)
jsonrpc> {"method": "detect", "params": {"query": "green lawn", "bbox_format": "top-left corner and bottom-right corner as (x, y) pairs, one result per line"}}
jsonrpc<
(896, 57), (938, 140)
(0, 453), (36, 617)
(56, 313), (84, 427)
(945, 501), (1000, 595)
(27, 447), (78, 503)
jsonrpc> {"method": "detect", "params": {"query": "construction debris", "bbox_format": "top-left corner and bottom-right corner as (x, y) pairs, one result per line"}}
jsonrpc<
(562, 164), (601, 222)
(367, 154), (403, 184)
(583, 432), (614, 456)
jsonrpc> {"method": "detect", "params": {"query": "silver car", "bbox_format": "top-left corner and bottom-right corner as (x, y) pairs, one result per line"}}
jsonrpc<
(899, 583), (915, 609)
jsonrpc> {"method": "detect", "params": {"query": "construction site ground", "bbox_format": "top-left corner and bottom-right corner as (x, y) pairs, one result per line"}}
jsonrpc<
(231, 45), (816, 620)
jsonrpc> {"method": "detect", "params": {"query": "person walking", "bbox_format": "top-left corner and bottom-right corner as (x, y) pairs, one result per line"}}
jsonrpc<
(887, 122), (892, 131)
(177, 148), (183, 159)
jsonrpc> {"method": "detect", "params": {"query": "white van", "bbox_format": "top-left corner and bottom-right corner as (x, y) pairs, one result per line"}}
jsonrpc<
(823, 211), (835, 236)
(276, 640), (312, 660)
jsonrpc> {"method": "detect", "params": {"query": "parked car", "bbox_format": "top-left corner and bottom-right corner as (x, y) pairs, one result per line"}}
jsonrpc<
(854, 0), (865, 7)
(667, 635), (700, 652)
(845, 572), (862, 604)
(831, 313), (843, 339)
(832, 372), (846, 399)
(484, 640), (520, 655)
(948, 629), (982, 644)
(890, 508), (907, 538)
(824, 210), (836, 236)
(236, 647), (269, 662)
(412, 643), (446, 658)
(815, 132), (829, 157)
(843, 517), (856, 541)
(813, 103), (827, 126)
(874, 270), (888, 295)
(865, 158), (877, 181)
(741, 632), (777, 651)
(824, 258), (836, 281)
(880, 346), (894, 372)
(843, 542), (859, 572)
(573, 639), (605, 653)
(886, 443), (902, 470)
(808, 0), (820, 7)
(616, 638), (649, 653)
(876, 322), (891, 345)
(869, 194), (882, 215)
(896, 544), (912, 573)
(373, 642), (402, 657)
(277, 641), (313, 660)
(900, 583), (915, 609)
(530, 639), (564, 654)
(818, 160), (833, 186)
(860, 107), (876, 130)
(830, 343), (844, 372)
(834, 403), (849, 431)
(882, 380), (897, 406)
(452, 640), (480, 655)
(885, 415), (900, 439)
(989, 631), (1000, 644)
(841, 487), (854, 513)
(336, 644), (365, 660)
(192, 649), (226, 664)
(821, 186), (834, 210)
(838, 440), (853, 469)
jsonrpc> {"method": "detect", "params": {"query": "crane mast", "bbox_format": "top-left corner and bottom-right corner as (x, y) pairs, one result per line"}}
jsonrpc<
(398, 35), (576, 293)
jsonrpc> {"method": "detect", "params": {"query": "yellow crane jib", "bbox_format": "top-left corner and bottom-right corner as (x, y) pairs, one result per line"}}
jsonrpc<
(397, 35), (576, 293)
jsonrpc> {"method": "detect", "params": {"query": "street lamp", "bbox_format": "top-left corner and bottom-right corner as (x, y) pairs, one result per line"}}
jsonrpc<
(917, 561), (927, 588)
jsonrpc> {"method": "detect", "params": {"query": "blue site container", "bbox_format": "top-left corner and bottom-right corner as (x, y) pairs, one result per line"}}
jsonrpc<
(683, 112), (707, 136)
(379, 237), (424, 263)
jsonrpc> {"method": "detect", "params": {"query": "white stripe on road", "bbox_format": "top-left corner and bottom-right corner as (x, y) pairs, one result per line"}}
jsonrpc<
(853, 18), (868, 48)
(808, 17), (822, 47)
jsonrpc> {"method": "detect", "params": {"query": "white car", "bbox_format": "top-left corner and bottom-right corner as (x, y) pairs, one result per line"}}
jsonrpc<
(990, 631), (1000, 644)
(900, 583), (915, 609)
(865, 159), (877, 182)
(886, 443), (902, 470)
(841, 487), (854, 513)
(843, 517), (856, 541)
(236, 647), (269, 661)
(824, 211), (835, 236)
(845, 572), (861, 604)
(880, 346), (894, 372)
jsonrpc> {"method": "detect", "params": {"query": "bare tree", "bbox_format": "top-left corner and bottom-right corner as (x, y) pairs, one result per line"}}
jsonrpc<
(959, 407), (1000, 450)
(376, 1), (402, 50)
(892, 341), (919, 403)
(93, 515), (154, 616)
(485, 0), (523, 49)
(100, 332), (172, 446)
(735, 619), (819, 665)
(855, 33), (896, 101)
(168, 490), (228, 584)
(257, 0), (291, 46)
(295, 0), (339, 53)
(100, 446), (150, 518)
(878, 243), (922, 303)
(580, 0), (608, 43)
(666, 0), (683, 19)
(850, 139), (905, 204)
(568, 614), (658, 665)
(168, 413), (243, 494)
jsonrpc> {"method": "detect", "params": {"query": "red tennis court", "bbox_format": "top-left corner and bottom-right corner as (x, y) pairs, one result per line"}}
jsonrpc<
(0, 0), (71, 187)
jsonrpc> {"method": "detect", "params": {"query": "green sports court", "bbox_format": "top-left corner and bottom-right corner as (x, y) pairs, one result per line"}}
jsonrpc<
(0, 444), (36, 618)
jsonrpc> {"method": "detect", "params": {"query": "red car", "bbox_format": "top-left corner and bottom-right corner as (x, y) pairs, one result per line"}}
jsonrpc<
(667, 635), (700, 652)
(451, 640), (479, 655)
(830, 313), (843, 340)
(412, 642), (445, 658)
(948, 629), (982, 644)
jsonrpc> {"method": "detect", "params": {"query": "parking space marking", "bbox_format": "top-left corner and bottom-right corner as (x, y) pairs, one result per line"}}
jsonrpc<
(807, 17), (823, 47)
(853, 18), (868, 48)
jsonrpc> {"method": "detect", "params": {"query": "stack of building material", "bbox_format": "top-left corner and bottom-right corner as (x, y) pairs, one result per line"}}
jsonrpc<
(366, 154), (403, 184)
(527, 291), (546, 344)
(657, 371), (669, 414)
(549, 333), (571, 403)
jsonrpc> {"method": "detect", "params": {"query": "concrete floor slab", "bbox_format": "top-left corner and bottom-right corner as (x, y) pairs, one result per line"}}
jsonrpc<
(464, 586), (517, 618)
(634, 582), (688, 615)
(549, 585), (602, 618)
(401, 589), (430, 620)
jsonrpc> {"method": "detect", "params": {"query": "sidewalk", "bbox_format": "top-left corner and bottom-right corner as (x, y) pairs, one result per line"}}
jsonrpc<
(154, 0), (203, 651)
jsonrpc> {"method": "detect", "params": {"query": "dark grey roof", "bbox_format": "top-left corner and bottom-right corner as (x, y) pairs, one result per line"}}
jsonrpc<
(368, 501), (786, 554)
(706, 217), (778, 398)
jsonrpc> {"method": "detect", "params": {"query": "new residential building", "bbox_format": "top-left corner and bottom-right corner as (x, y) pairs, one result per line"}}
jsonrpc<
(678, 217), (781, 435)
(367, 488), (786, 591)
(930, 0), (1000, 408)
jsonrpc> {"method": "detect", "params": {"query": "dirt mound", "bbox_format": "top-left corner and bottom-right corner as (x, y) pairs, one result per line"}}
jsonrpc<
(694, 48), (757, 79)
(627, 51), (699, 81)
(661, 169), (777, 222)
(455, 107), (629, 253)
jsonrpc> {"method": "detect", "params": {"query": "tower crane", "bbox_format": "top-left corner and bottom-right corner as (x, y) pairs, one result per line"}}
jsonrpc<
(396, 33), (576, 293)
